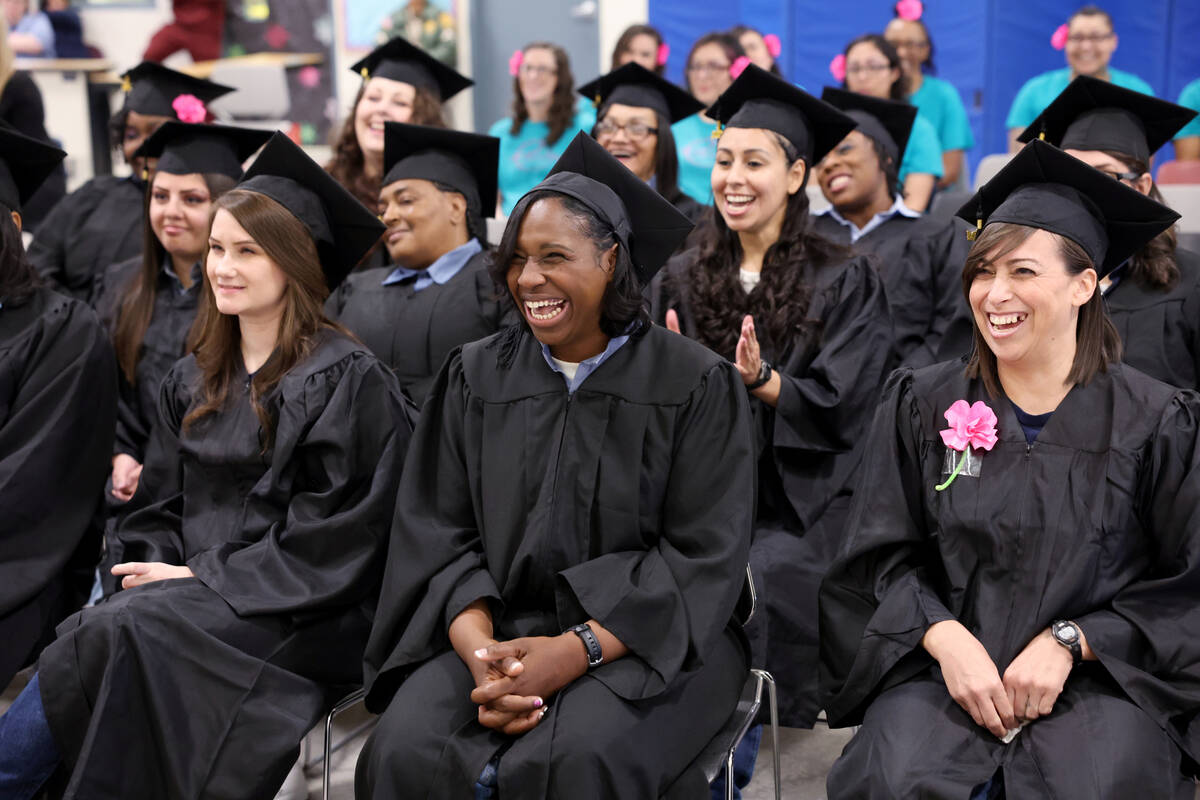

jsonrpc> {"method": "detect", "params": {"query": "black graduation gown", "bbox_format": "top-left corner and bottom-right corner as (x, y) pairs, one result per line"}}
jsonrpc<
(1105, 248), (1200, 390)
(651, 253), (893, 727)
(810, 211), (970, 369)
(0, 288), (116, 688)
(358, 324), (754, 800)
(819, 361), (1200, 799)
(36, 331), (411, 800)
(26, 175), (146, 303)
(326, 248), (516, 406)
(93, 256), (202, 463)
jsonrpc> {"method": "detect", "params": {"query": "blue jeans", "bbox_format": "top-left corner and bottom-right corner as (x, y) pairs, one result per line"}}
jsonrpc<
(0, 674), (61, 800)
(709, 723), (762, 800)
(474, 753), (501, 799)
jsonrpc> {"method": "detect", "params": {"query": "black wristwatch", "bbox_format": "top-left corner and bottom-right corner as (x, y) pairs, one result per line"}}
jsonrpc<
(746, 359), (773, 391)
(1051, 619), (1083, 665)
(569, 623), (603, 668)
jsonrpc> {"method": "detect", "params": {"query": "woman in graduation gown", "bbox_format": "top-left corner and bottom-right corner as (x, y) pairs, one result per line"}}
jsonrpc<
(0, 132), (411, 800)
(94, 122), (270, 505)
(357, 133), (755, 799)
(327, 122), (515, 407)
(0, 126), (116, 692)
(579, 62), (708, 222)
(27, 62), (234, 303)
(1017, 76), (1200, 390)
(819, 140), (1200, 799)
(653, 65), (893, 730)
(813, 88), (970, 368)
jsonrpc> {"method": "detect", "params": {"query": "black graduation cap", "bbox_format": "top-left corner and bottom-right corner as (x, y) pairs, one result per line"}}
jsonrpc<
(955, 139), (1178, 277)
(1018, 76), (1198, 163)
(133, 122), (272, 180)
(524, 132), (693, 285)
(819, 87), (917, 167)
(577, 63), (704, 124)
(348, 37), (473, 102)
(0, 121), (66, 213)
(382, 122), (499, 218)
(238, 132), (385, 289)
(119, 61), (235, 119)
(705, 64), (857, 164)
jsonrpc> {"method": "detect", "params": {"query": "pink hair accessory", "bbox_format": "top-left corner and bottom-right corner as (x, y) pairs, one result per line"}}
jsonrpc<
(763, 33), (782, 59)
(171, 94), (207, 123)
(656, 41), (669, 66)
(730, 56), (751, 79)
(1051, 23), (1069, 50)
(508, 49), (524, 77)
(829, 53), (847, 82)
(896, 0), (923, 21)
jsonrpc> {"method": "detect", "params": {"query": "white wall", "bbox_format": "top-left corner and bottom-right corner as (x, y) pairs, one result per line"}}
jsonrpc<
(598, 0), (649, 75)
(78, 0), (173, 74)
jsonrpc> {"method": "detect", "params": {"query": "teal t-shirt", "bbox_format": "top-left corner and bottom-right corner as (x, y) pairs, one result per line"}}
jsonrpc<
(490, 102), (596, 216)
(1005, 67), (1155, 130)
(910, 74), (975, 152)
(899, 114), (944, 181)
(672, 114), (718, 205)
(1175, 79), (1200, 140)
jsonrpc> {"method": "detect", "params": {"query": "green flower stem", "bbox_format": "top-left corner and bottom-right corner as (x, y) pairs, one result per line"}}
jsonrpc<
(935, 448), (967, 492)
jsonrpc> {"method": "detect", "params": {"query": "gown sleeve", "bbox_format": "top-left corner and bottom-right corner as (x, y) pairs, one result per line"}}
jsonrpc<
(26, 183), (104, 299)
(0, 300), (116, 617)
(897, 221), (970, 370)
(186, 356), (410, 615)
(553, 358), (755, 701)
(817, 368), (956, 726)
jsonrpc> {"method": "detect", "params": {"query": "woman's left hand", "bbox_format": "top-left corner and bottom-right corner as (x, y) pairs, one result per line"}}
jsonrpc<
(734, 315), (761, 384)
(470, 635), (587, 707)
(111, 562), (194, 589)
(1001, 628), (1075, 722)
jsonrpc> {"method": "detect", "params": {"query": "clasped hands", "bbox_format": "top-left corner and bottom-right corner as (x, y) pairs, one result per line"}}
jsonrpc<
(923, 620), (1088, 739)
(466, 634), (589, 735)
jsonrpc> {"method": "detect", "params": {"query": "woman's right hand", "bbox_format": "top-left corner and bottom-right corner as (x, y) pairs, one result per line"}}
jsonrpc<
(111, 454), (143, 502)
(922, 619), (1016, 738)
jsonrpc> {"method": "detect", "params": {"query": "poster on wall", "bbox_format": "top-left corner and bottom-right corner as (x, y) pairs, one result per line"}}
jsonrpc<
(340, 0), (459, 66)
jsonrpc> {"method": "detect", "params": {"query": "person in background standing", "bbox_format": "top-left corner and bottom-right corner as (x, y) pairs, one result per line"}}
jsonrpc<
(0, 23), (62, 230)
(673, 31), (745, 206)
(729, 25), (783, 77)
(610, 22), (666, 75)
(1174, 78), (1200, 161)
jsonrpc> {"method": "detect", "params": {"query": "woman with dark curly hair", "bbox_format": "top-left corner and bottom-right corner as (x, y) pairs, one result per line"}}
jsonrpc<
(1017, 75), (1200, 390)
(489, 41), (594, 216)
(325, 37), (472, 215)
(26, 62), (233, 302)
(653, 64), (893, 759)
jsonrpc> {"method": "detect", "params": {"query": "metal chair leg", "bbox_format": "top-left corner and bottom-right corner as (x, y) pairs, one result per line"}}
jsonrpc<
(322, 689), (366, 800)
(751, 669), (781, 800)
(725, 747), (737, 800)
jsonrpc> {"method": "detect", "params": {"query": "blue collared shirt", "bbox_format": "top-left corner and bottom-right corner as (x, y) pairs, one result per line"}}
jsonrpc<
(382, 238), (482, 292)
(539, 332), (631, 394)
(819, 195), (920, 243)
(163, 260), (201, 296)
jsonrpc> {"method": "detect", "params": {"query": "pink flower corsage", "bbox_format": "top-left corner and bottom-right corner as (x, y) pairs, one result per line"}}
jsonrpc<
(508, 49), (524, 77)
(172, 94), (207, 123)
(1051, 23), (1070, 51)
(935, 400), (998, 491)
(829, 53), (847, 82)
(656, 41), (670, 67)
(730, 56), (751, 79)
(763, 33), (782, 59)
(896, 0), (924, 21)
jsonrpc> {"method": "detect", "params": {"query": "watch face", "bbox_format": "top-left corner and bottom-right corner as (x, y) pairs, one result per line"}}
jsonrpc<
(1056, 622), (1078, 642)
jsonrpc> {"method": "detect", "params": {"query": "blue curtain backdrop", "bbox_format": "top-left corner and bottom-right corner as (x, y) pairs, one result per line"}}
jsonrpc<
(650, 0), (1200, 176)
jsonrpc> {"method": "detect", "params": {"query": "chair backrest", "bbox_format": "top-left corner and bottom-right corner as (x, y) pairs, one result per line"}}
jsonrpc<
(1157, 160), (1200, 185)
(806, 184), (831, 214)
(1178, 232), (1200, 253)
(1159, 185), (1200, 234)
(973, 153), (1013, 191)
(207, 62), (292, 120)
(929, 190), (971, 222)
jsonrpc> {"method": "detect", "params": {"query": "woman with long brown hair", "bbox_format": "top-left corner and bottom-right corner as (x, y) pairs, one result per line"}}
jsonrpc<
(93, 122), (269, 505)
(1017, 76), (1200, 390)
(0, 133), (411, 800)
(326, 37), (472, 213)
(489, 41), (594, 215)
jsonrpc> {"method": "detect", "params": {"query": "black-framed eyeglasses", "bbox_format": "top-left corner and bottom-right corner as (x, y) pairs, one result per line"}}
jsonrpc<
(594, 120), (659, 140)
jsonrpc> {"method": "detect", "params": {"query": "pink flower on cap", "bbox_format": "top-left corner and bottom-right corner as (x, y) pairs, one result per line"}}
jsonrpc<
(896, 0), (923, 21)
(730, 56), (751, 79)
(656, 41), (669, 66)
(172, 94), (207, 123)
(508, 49), (524, 77)
(763, 33), (782, 59)
(1051, 23), (1069, 51)
(829, 53), (847, 82)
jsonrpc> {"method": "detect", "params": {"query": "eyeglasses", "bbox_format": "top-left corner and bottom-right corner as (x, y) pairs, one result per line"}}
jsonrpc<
(1103, 168), (1141, 182)
(885, 38), (929, 51)
(845, 62), (892, 76)
(519, 64), (557, 77)
(687, 62), (731, 76)
(1066, 33), (1114, 44)
(595, 120), (659, 140)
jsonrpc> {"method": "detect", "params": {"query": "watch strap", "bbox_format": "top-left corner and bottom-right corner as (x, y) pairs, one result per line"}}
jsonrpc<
(569, 623), (603, 668)
(746, 360), (773, 391)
